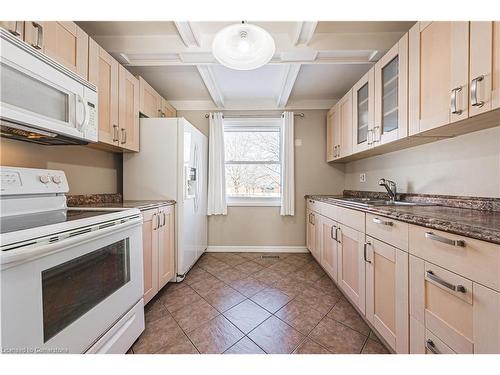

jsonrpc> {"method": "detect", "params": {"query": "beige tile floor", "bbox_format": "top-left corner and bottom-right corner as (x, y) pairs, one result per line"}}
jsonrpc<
(129, 252), (390, 354)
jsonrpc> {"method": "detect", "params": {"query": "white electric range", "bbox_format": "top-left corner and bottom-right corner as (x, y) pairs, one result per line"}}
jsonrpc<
(0, 166), (145, 354)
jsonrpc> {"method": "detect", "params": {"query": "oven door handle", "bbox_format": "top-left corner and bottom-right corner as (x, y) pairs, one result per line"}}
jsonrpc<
(1, 216), (143, 268)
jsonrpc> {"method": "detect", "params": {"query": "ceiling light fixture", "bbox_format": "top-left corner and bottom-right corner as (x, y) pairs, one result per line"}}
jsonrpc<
(212, 22), (276, 70)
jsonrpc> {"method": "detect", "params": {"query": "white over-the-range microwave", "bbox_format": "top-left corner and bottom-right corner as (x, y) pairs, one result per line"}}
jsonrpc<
(0, 28), (98, 145)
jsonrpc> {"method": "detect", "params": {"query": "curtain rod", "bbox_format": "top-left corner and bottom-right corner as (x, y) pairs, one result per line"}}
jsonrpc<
(204, 112), (304, 119)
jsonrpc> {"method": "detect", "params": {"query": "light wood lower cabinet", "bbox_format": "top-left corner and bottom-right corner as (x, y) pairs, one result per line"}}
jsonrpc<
(142, 205), (175, 305)
(337, 223), (366, 314)
(320, 216), (339, 282)
(306, 210), (320, 262)
(365, 237), (409, 353)
(409, 255), (500, 353)
(24, 21), (89, 79)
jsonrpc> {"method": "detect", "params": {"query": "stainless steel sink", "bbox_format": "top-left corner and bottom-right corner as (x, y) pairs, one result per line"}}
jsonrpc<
(329, 197), (437, 208)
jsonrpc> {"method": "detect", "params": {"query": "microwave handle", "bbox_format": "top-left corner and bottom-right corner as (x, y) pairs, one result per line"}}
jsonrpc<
(76, 94), (89, 132)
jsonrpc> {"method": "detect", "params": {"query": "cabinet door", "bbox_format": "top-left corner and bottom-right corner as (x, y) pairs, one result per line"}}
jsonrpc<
(469, 21), (500, 115)
(365, 237), (409, 353)
(339, 90), (353, 158)
(143, 209), (159, 305)
(25, 21), (89, 78)
(0, 21), (24, 40)
(326, 108), (335, 161)
(89, 39), (119, 146)
(337, 224), (365, 314)
(352, 68), (375, 153)
(118, 65), (140, 152)
(306, 209), (317, 255)
(158, 205), (175, 289)
(320, 216), (338, 282)
(139, 77), (162, 118)
(161, 98), (177, 117)
(409, 22), (469, 135)
(374, 33), (408, 145)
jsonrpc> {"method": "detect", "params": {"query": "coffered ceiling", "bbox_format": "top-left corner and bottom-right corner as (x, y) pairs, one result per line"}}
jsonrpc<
(77, 21), (415, 110)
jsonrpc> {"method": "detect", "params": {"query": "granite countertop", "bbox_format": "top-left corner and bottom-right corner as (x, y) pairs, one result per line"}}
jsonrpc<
(305, 194), (500, 245)
(67, 194), (175, 211)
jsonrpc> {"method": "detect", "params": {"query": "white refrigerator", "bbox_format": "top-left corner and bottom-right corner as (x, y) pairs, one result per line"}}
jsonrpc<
(123, 117), (208, 281)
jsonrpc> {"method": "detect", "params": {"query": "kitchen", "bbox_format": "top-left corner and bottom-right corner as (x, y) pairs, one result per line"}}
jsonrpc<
(0, 0), (499, 371)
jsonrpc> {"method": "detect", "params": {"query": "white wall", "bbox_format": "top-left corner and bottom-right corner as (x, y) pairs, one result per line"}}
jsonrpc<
(344, 127), (500, 198)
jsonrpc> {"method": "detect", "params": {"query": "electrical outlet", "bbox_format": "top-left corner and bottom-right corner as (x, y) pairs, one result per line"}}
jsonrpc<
(359, 173), (366, 183)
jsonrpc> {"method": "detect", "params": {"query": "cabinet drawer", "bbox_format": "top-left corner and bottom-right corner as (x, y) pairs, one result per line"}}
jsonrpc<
(337, 206), (365, 232)
(425, 330), (456, 354)
(366, 213), (408, 250)
(318, 202), (337, 221)
(409, 224), (500, 292)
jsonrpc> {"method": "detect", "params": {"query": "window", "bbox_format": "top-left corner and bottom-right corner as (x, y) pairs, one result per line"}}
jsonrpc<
(224, 118), (281, 206)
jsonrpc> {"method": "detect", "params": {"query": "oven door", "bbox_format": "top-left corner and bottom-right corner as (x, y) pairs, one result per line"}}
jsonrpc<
(0, 29), (97, 143)
(0, 217), (143, 354)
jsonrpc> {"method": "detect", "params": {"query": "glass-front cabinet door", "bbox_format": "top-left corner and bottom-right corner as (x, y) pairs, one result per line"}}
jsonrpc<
(352, 68), (374, 153)
(374, 33), (408, 145)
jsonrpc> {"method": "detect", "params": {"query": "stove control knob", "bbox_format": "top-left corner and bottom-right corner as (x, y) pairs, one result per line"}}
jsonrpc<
(52, 175), (63, 184)
(39, 175), (51, 184)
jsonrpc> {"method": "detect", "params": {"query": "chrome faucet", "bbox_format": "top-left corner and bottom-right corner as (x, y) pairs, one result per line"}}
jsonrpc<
(379, 178), (397, 201)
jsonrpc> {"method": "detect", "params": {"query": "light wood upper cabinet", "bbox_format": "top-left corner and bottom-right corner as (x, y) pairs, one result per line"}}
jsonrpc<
(409, 22), (469, 135)
(25, 21), (89, 79)
(139, 77), (162, 118)
(158, 205), (175, 289)
(337, 223), (365, 314)
(161, 98), (177, 118)
(365, 237), (409, 353)
(0, 21), (25, 40)
(320, 215), (339, 283)
(339, 89), (353, 158)
(352, 68), (375, 153)
(118, 65), (140, 152)
(88, 38), (119, 147)
(469, 21), (500, 116)
(327, 105), (341, 160)
(374, 33), (408, 145)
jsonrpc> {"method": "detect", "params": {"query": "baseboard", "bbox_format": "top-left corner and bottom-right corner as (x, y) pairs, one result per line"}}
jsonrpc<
(206, 246), (308, 253)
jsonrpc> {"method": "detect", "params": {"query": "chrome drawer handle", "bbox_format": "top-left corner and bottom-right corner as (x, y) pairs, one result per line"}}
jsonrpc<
(425, 339), (440, 354)
(471, 75), (484, 107)
(450, 87), (463, 115)
(425, 232), (465, 247)
(373, 217), (393, 226)
(426, 270), (466, 293)
(363, 242), (372, 264)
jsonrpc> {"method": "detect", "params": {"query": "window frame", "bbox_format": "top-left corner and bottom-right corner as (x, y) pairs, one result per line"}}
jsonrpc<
(223, 118), (282, 207)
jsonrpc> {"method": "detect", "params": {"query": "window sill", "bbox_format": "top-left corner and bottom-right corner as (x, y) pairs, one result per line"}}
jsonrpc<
(227, 197), (281, 207)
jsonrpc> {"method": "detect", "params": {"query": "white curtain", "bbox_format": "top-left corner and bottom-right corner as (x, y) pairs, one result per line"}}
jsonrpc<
(280, 111), (295, 216)
(207, 112), (227, 215)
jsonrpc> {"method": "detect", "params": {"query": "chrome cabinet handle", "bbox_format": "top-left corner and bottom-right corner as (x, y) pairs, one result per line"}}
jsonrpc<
(426, 270), (466, 293)
(8, 21), (23, 36)
(367, 129), (373, 146)
(425, 232), (465, 247)
(471, 75), (484, 107)
(336, 227), (342, 244)
(156, 213), (161, 229)
(372, 217), (393, 226)
(450, 87), (463, 115)
(311, 213), (315, 225)
(330, 225), (337, 240)
(373, 126), (380, 143)
(425, 339), (440, 354)
(112, 125), (119, 142)
(31, 22), (43, 50)
(161, 212), (166, 227)
(363, 242), (372, 264)
(120, 128), (127, 144)
(152, 213), (157, 230)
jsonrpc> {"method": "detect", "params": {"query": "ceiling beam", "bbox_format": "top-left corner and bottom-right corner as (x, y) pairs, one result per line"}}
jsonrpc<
(277, 64), (301, 108)
(294, 22), (318, 46)
(174, 22), (200, 47)
(196, 66), (224, 108)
